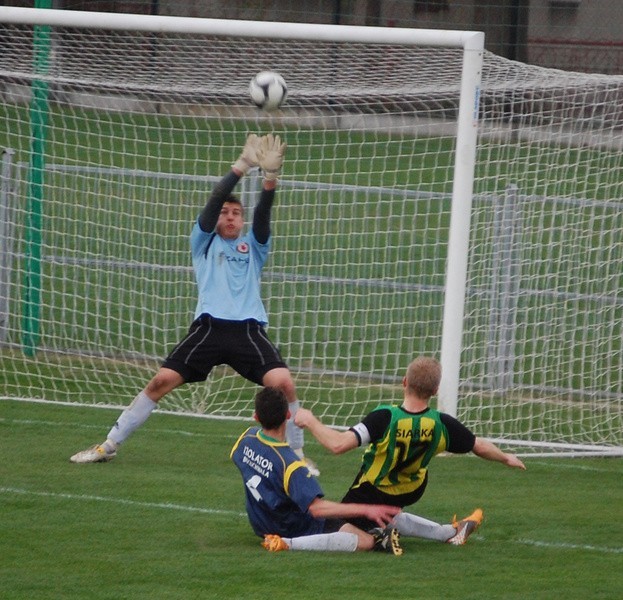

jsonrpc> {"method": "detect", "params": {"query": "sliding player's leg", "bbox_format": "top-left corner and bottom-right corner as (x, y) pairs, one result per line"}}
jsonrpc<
(262, 522), (402, 554)
(262, 531), (358, 552)
(394, 508), (483, 545)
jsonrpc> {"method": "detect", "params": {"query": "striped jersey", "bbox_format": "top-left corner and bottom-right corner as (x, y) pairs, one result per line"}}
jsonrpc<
(350, 404), (475, 496)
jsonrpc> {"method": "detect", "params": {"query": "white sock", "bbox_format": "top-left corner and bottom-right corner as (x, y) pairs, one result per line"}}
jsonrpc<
(106, 391), (157, 446)
(284, 532), (358, 552)
(285, 399), (304, 450)
(395, 512), (456, 542)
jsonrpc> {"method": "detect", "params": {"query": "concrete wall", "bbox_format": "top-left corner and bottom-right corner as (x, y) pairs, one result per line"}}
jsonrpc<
(528, 0), (623, 73)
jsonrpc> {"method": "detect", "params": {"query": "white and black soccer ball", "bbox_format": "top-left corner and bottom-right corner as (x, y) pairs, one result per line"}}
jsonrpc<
(249, 71), (288, 111)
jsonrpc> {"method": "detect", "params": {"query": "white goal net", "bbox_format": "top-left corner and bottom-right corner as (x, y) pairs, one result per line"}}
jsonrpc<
(0, 8), (621, 456)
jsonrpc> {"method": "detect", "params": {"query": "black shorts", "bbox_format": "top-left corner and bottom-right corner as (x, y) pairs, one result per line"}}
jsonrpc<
(340, 476), (428, 531)
(161, 314), (288, 385)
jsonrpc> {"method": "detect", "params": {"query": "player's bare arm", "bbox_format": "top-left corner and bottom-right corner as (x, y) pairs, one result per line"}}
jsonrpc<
(294, 408), (359, 454)
(359, 504), (402, 528)
(472, 437), (527, 470)
(308, 497), (400, 528)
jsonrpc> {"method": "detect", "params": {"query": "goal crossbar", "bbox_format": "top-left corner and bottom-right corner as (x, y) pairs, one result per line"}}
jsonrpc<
(0, 7), (484, 50)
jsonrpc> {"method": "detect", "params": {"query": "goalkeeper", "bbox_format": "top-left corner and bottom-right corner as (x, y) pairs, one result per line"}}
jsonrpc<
(294, 356), (526, 544)
(231, 387), (403, 555)
(70, 134), (317, 474)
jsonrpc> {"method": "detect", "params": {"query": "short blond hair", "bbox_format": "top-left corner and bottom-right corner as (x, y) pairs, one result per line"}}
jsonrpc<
(405, 357), (441, 399)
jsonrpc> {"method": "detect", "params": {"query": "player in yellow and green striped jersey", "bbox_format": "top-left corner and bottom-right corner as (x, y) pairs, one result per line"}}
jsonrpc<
(295, 356), (526, 545)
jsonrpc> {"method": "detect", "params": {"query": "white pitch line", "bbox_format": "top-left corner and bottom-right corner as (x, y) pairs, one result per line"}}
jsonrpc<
(0, 416), (241, 439)
(2, 486), (621, 556)
(0, 486), (246, 518)
(529, 460), (622, 474)
(515, 538), (623, 555)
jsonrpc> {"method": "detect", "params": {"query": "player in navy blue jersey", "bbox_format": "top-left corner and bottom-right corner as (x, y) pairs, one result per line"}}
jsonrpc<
(231, 387), (403, 554)
(70, 134), (316, 473)
(295, 356), (526, 545)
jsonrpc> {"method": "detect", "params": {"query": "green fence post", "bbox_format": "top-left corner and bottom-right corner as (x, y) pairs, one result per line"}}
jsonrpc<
(22, 0), (52, 356)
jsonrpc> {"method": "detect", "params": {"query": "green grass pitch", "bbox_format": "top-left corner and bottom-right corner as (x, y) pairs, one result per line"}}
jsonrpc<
(1, 399), (621, 600)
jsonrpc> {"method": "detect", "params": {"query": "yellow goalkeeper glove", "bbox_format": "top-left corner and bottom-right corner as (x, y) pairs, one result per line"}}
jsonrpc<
(258, 133), (287, 182)
(232, 134), (262, 175)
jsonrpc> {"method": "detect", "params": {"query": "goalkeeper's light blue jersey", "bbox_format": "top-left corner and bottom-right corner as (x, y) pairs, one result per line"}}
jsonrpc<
(190, 222), (270, 324)
(231, 426), (325, 538)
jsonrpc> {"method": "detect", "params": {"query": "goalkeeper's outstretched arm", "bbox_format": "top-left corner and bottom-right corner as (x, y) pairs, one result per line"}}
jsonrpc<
(252, 134), (287, 243)
(198, 134), (263, 232)
(197, 171), (241, 232)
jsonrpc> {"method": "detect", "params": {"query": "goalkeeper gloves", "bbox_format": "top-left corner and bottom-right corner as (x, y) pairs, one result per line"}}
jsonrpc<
(232, 134), (262, 175)
(258, 133), (287, 182)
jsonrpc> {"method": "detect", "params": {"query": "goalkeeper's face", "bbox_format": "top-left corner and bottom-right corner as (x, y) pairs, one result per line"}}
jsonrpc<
(216, 202), (245, 239)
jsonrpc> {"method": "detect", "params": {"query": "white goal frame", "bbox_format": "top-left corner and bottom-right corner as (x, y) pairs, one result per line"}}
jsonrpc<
(0, 5), (484, 419)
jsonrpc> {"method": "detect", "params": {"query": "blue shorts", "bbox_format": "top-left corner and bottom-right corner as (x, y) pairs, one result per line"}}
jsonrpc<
(162, 313), (288, 385)
(322, 518), (346, 533)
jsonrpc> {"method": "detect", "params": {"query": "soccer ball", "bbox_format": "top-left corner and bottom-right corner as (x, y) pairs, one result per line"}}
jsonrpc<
(249, 71), (288, 111)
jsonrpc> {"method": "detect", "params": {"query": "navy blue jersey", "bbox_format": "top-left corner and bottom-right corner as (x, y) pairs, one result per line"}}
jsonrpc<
(231, 426), (325, 537)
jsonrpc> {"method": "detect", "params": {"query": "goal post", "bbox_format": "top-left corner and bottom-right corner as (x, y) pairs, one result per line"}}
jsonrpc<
(0, 9), (483, 414)
(0, 7), (621, 457)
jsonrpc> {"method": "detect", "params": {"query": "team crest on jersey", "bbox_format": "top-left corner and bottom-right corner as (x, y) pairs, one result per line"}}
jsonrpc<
(237, 242), (250, 254)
